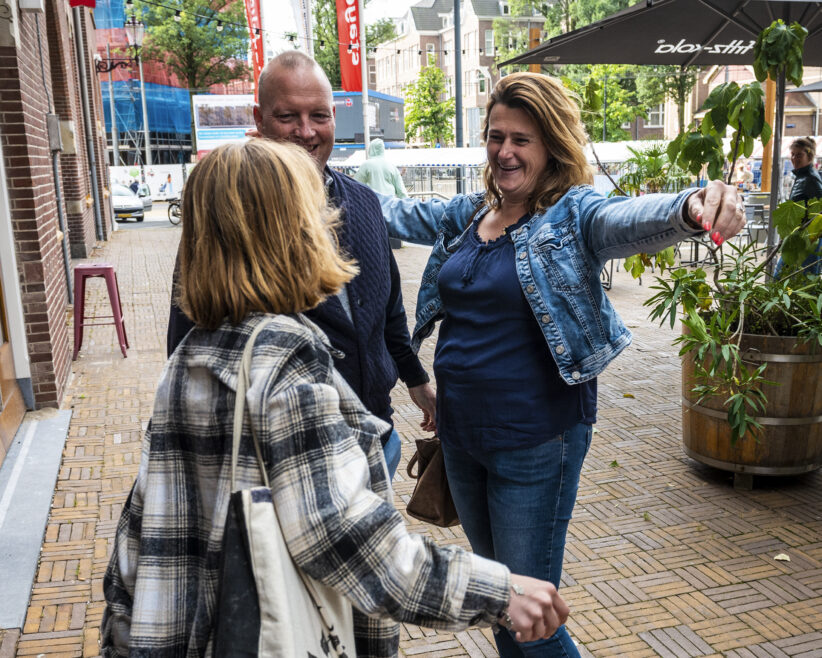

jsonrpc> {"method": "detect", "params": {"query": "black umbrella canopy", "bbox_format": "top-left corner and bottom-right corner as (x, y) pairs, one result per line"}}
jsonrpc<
(786, 79), (822, 91)
(502, 0), (822, 68)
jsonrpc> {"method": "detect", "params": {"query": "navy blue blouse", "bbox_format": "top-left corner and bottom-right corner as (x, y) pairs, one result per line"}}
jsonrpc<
(434, 210), (597, 452)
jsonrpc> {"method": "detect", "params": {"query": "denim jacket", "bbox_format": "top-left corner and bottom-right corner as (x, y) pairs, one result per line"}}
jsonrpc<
(379, 185), (699, 385)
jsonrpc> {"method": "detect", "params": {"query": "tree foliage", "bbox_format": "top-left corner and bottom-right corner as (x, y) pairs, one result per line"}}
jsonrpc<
(367, 18), (397, 47)
(134, 0), (249, 90)
(495, 0), (678, 141)
(133, 0), (249, 152)
(312, 0), (342, 88)
(635, 66), (699, 136)
(544, 0), (632, 37)
(312, 0), (397, 90)
(562, 64), (641, 141)
(404, 65), (455, 146)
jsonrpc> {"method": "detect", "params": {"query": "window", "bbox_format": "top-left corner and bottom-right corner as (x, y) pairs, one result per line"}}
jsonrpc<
(500, 2), (510, 15)
(442, 14), (453, 28)
(477, 70), (487, 94)
(485, 29), (494, 54)
(426, 43), (436, 66)
(646, 104), (664, 128)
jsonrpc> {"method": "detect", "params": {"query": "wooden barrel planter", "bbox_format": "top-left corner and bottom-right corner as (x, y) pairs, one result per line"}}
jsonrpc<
(682, 333), (822, 477)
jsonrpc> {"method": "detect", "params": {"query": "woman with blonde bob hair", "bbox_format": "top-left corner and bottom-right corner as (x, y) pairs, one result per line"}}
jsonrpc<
(102, 139), (572, 656)
(178, 139), (356, 326)
(379, 72), (746, 657)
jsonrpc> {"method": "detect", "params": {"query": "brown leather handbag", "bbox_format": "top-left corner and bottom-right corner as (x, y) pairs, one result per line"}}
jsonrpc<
(405, 437), (460, 527)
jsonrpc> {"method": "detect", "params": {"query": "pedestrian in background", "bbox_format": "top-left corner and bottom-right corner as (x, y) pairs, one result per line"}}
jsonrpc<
(379, 72), (746, 657)
(355, 138), (408, 198)
(776, 136), (822, 276)
(101, 138), (570, 656)
(163, 173), (173, 198)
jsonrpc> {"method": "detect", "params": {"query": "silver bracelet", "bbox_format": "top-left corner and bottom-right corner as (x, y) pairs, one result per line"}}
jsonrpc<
(496, 583), (525, 631)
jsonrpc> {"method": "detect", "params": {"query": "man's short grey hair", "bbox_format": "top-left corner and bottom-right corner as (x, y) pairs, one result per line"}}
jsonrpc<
(257, 52), (329, 110)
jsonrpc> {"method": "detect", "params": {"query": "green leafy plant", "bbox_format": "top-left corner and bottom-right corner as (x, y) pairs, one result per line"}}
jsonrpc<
(617, 144), (691, 278)
(644, 198), (822, 443)
(618, 143), (692, 195)
(667, 81), (771, 182)
(404, 65), (456, 147)
(753, 20), (808, 87)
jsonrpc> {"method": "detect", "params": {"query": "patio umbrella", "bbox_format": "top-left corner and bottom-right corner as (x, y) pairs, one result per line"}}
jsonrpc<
(786, 79), (822, 92)
(501, 0), (822, 68)
(501, 0), (822, 249)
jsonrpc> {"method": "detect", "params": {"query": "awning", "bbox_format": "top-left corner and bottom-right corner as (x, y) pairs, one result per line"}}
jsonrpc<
(501, 0), (822, 68)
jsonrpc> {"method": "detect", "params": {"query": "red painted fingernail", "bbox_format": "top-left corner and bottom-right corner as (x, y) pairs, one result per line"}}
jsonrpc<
(711, 231), (720, 243)
(702, 220), (711, 231)
(716, 236), (724, 246)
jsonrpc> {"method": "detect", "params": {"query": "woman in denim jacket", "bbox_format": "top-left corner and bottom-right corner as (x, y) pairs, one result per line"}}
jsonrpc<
(379, 72), (745, 657)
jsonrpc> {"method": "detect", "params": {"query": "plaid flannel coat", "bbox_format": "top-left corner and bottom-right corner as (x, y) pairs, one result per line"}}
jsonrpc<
(101, 314), (510, 657)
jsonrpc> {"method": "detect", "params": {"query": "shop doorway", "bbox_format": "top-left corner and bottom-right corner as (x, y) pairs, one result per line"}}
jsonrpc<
(0, 272), (25, 466)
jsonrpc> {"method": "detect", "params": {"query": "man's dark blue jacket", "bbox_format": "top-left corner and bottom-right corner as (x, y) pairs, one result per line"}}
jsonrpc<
(167, 168), (428, 430)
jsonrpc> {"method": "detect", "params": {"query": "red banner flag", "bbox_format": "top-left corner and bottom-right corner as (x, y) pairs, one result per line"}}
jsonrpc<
(69, 0), (96, 7)
(335, 0), (362, 92)
(244, 0), (265, 98)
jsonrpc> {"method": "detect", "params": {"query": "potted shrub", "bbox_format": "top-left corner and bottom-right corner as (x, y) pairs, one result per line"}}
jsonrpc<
(645, 208), (822, 488)
(635, 20), (822, 488)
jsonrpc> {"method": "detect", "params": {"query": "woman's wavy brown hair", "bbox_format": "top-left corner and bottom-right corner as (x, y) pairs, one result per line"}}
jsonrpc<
(791, 136), (816, 160)
(482, 72), (592, 212)
(178, 140), (358, 329)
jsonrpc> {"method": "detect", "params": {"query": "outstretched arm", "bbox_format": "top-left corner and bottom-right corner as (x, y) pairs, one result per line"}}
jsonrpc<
(259, 335), (509, 632)
(378, 193), (449, 245)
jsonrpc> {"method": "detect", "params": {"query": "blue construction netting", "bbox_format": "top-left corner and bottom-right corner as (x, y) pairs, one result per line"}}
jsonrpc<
(96, 0), (126, 29)
(101, 80), (191, 134)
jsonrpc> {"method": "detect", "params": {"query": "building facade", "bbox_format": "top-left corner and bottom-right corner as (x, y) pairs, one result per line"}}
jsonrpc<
(1, 0), (110, 466)
(374, 0), (541, 146)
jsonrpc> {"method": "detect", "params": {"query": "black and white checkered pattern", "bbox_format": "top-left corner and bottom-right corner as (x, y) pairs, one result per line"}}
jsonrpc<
(101, 314), (510, 657)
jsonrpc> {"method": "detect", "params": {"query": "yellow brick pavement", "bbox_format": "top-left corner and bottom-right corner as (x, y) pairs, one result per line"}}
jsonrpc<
(3, 225), (821, 657)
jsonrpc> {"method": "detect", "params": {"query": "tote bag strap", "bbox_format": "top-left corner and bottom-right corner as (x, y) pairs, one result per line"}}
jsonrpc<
(230, 318), (272, 492)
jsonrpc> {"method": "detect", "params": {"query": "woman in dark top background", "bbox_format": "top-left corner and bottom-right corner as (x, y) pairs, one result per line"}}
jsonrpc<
(778, 137), (822, 276)
(789, 137), (822, 204)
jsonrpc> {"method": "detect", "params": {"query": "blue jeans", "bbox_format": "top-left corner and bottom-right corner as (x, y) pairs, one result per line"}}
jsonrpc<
(383, 429), (402, 480)
(441, 423), (593, 657)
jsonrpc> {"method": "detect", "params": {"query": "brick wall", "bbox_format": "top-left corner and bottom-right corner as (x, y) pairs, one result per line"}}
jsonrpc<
(46, 1), (104, 256)
(1, 10), (69, 407)
(82, 11), (112, 239)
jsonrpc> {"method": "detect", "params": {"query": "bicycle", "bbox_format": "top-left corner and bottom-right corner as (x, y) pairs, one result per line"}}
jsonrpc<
(167, 198), (181, 225)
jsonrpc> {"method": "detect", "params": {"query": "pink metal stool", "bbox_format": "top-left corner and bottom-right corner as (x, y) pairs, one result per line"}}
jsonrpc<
(73, 263), (129, 359)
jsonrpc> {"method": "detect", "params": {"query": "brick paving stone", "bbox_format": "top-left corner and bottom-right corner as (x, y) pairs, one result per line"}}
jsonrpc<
(726, 645), (792, 658)
(691, 615), (768, 652)
(771, 632), (822, 656)
(606, 600), (679, 634)
(639, 624), (715, 657)
(0, 630), (20, 658)
(2, 232), (821, 657)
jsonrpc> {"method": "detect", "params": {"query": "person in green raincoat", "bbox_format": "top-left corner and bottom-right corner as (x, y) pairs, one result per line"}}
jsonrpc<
(355, 138), (408, 198)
